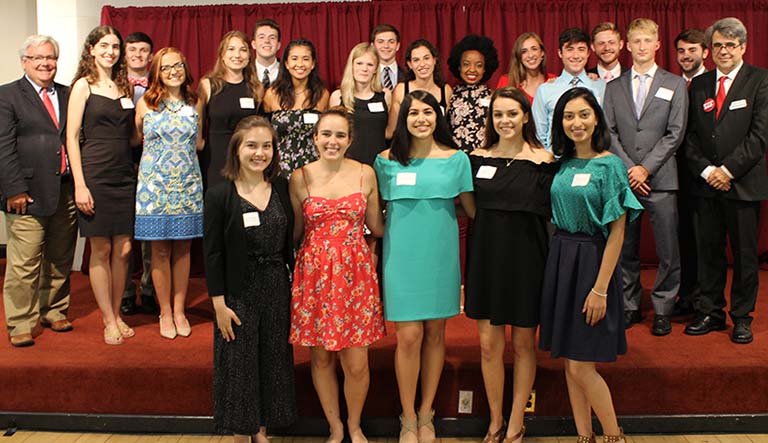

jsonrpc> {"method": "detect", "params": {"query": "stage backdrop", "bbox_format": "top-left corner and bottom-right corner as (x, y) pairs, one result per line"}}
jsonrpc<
(101, 0), (768, 89)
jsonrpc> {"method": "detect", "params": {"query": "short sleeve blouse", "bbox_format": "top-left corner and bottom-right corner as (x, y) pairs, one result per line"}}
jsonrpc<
(375, 150), (474, 201)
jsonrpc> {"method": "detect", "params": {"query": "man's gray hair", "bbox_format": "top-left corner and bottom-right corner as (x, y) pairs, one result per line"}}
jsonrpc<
(706, 17), (748, 46)
(19, 34), (60, 59)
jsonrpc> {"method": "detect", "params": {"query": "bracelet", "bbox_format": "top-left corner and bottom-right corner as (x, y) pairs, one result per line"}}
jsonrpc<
(590, 288), (608, 298)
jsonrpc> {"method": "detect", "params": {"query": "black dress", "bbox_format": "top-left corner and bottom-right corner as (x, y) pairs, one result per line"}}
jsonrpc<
(203, 81), (260, 189)
(464, 156), (558, 327)
(78, 93), (135, 237)
(346, 92), (388, 166)
(213, 190), (297, 434)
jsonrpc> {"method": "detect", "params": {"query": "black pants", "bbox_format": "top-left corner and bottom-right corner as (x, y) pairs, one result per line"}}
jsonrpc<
(693, 196), (761, 322)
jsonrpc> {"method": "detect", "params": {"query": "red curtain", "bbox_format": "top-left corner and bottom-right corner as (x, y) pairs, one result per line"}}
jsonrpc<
(101, 0), (768, 90)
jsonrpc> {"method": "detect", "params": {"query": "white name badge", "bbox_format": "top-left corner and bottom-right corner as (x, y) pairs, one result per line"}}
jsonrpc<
(239, 97), (255, 109)
(396, 172), (417, 186)
(303, 112), (319, 124)
(120, 97), (135, 109)
(367, 102), (385, 113)
(730, 99), (748, 110)
(179, 105), (194, 117)
(476, 165), (497, 179)
(655, 87), (674, 101)
(478, 98), (491, 107)
(440, 105), (446, 115)
(242, 212), (261, 227)
(571, 173), (591, 187)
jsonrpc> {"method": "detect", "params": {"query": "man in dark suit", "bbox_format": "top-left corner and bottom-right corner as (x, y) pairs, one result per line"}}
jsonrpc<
(604, 18), (688, 336)
(587, 22), (629, 82)
(683, 17), (768, 344)
(371, 24), (406, 90)
(0, 35), (77, 347)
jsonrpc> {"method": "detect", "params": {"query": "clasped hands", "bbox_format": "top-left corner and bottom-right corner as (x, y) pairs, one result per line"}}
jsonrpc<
(628, 165), (651, 196)
(706, 167), (731, 192)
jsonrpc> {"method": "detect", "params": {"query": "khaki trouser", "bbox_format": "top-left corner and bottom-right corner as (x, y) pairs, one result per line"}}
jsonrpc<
(3, 184), (78, 336)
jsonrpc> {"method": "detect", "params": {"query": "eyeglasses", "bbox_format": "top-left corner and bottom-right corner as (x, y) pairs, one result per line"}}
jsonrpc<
(159, 62), (185, 72)
(23, 55), (58, 63)
(712, 42), (743, 52)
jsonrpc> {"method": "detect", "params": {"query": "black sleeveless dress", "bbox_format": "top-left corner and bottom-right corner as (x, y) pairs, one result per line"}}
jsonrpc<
(404, 81), (448, 117)
(346, 91), (388, 166)
(78, 93), (135, 237)
(203, 81), (260, 189)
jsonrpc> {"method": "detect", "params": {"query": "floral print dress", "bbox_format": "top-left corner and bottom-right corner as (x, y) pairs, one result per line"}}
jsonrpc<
(271, 109), (321, 176)
(447, 83), (492, 152)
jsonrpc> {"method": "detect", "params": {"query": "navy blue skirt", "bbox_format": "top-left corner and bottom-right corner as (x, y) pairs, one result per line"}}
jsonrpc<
(539, 230), (627, 362)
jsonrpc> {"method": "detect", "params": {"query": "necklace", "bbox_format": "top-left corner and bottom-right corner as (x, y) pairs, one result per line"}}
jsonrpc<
(165, 99), (185, 113)
(505, 157), (516, 167)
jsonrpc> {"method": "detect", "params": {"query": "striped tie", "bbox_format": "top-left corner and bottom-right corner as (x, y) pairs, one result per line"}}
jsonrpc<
(383, 66), (393, 90)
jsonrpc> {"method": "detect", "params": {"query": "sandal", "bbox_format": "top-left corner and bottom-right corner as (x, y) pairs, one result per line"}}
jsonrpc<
(483, 419), (507, 443)
(416, 409), (436, 443)
(603, 427), (625, 443)
(103, 326), (123, 345)
(399, 414), (418, 443)
(577, 433), (596, 443)
(502, 424), (525, 443)
(116, 318), (135, 338)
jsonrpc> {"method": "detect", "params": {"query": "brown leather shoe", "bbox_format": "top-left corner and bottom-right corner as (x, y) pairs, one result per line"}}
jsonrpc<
(42, 319), (74, 332)
(10, 333), (35, 347)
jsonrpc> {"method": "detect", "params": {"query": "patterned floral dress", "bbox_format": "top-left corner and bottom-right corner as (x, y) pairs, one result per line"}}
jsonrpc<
(271, 109), (321, 176)
(447, 83), (492, 152)
(289, 169), (385, 351)
(135, 99), (203, 240)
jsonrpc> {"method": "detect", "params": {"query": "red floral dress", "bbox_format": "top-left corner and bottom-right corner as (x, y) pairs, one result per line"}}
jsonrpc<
(289, 173), (385, 351)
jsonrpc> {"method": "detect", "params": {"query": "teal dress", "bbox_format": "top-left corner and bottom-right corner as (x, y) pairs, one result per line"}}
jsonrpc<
(374, 151), (473, 321)
(539, 154), (643, 362)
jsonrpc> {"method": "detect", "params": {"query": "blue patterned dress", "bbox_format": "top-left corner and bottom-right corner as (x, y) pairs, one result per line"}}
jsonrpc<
(135, 99), (204, 240)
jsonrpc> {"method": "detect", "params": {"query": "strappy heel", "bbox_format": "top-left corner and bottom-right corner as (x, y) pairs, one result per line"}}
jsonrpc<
(399, 414), (417, 443)
(501, 424), (525, 443)
(483, 419), (507, 443)
(603, 427), (625, 443)
(577, 433), (596, 443)
(416, 409), (436, 443)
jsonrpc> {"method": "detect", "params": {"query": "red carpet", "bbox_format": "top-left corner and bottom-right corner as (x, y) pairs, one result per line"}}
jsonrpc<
(1, 269), (767, 418)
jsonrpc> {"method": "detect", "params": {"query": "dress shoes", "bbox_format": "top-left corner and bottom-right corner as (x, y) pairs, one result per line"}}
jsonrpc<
(651, 314), (672, 336)
(10, 333), (35, 347)
(120, 297), (138, 316)
(623, 310), (643, 329)
(684, 314), (726, 336)
(731, 321), (753, 344)
(41, 318), (73, 332)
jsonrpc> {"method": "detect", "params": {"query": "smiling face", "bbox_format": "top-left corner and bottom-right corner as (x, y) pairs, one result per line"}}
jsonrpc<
(352, 51), (377, 84)
(22, 42), (57, 88)
(562, 97), (597, 145)
(627, 30), (659, 66)
(313, 114), (351, 160)
(591, 30), (623, 67)
(558, 41), (589, 75)
(373, 31), (400, 65)
(519, 37), (544, 72)
(676, 40), (708, 76)
(459, 50), (485, 85)
(90, 33), (121, 71)
(158, 52), (185, 89)
(237, 127), (275, 176)
(406, 98), (438, 139)
(711, 30), (746, 75)
(286, 45), (315, 81)
(221, 36), (250, 72)
(251, 25), (280, 61)
(407, 45), (436, 81)
(492, 97), (528, 142)
(125, 41), (151, 72)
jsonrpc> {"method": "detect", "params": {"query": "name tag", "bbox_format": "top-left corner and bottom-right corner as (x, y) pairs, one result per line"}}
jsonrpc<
(396, 172), (417, 186)
(179, 105), (194, 117)
(478, 98), (491, 107)
(655, 87), (674, 101)
(242, 212), (261, 227)
(303, 112), (319, 124)
(120, 98), (135, 109)
(239, 97), (255, 109)
(730, 99), (748, 110)
(367, 102), (385, 113)
(440, 105), (445, 115)
(571, 173), (591, 187)
(475, 165), (497, 179)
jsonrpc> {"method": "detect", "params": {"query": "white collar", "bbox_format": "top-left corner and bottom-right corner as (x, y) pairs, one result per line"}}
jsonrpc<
(631, 63), (658, 80)
(716, 61), (744, 82)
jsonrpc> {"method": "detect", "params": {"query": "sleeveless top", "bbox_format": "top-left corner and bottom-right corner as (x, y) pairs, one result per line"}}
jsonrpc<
(404, 81), (448, 115)
(342, 91), (388, 166)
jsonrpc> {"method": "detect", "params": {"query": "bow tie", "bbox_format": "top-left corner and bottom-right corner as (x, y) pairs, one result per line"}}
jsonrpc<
(129, 77), (149, 88)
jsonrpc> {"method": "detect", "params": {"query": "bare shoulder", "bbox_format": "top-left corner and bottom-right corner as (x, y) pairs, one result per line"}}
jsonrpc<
(378, 148), (391, 159)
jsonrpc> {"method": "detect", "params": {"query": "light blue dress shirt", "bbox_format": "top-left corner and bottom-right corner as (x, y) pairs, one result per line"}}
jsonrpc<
(531, 70), (606, 151)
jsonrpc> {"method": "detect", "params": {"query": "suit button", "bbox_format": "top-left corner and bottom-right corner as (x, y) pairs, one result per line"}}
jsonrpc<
(55, 171), (60, 176)
(711, 135), (716, 139)
(56, 150), (61, 154)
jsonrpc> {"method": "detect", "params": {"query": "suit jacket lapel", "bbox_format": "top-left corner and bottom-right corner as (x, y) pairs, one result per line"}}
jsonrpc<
(640, 70), (664, 119)
(18, 77), (59, 131)
(56, 83), (68, 137)
(718, 64), (751, 124)
(619, 73), (635, 120)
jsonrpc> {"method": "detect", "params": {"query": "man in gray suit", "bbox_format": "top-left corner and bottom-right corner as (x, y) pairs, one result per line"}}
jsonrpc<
(603, 18), (688, 335)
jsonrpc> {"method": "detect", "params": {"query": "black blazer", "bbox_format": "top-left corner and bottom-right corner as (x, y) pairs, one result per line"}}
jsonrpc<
(203, 177), (295, 299)
(684, 63), (768, 201)
(0, 77), (69, 216)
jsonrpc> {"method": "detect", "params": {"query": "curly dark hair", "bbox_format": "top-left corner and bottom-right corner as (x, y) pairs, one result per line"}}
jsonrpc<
(551, 87), (610, 158)
(447, 34), (499, 84)
(72, 26), (130, 96)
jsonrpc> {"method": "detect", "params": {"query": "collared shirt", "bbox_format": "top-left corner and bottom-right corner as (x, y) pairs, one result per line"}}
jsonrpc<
(256, 59), (280, 84)
(682, 65), (707, 83)
(630, 63), (658, 100)
(532, 70), (606, 150)
(26, 75), (59, 123)
(129, 76), (149, 104)
(597, 63), (622, 82)
(700, 61), (744, 180)
(379, 61), (399, 86)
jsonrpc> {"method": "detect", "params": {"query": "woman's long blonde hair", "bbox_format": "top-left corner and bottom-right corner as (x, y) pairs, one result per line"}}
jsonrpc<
(339, 43), (383, 113)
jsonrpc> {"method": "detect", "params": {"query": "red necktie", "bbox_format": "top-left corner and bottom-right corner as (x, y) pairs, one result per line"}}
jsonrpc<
(715, 76), (728, 120)
(40, 88), (66, 174)
(687, 78), (691, 91)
